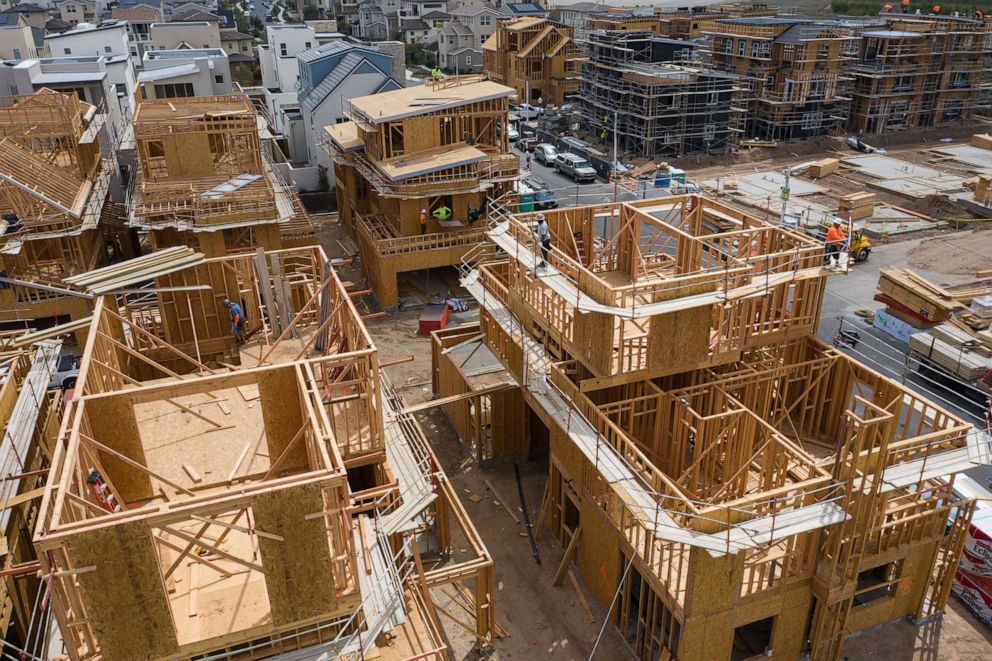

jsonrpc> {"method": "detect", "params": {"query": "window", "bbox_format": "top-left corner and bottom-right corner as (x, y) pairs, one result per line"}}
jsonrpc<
(751, 41), (759, 58)
(7, 85), (17, 96)
(765, 74), (774, 86)
(202, 43), (209, 48)
(703, 124), (716, 141)
(732, 617), (774, 659)
(448, 36), (454, 45)
(809, 80), (826, 100)
(215, 74), (224, 84)
(64, 48), (72, 55)
(465, 55), (472, 65)
(104, 45), (112, 53)
(280, 43), (287, 56)
(737, 39), (745, 56)
(12, 48), (20, 59)
(707, 91), (719, 106)
(154, 82), (195, 98)
(481, 15), (490, 26)
(854, 562), (902, 605)
(801, 112), (823, 131)
(761, 42), (770, 57)
(305, 41), (311, 48)
(723, 38), (732, 54)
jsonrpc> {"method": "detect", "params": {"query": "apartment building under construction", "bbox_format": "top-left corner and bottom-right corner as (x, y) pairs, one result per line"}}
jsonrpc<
(31, 244), (493, 660)
(704, 17), (853, 141)
(128, 94), (314, 257)
(321, 76), (519, 308)
(482, 17), (585, 108)
(657, 2), (779, 40)
(848, 14), (992, 135)
(0, 89), (124, 337)
(580, 30), (742, 157)
(434, 195), (988, 660)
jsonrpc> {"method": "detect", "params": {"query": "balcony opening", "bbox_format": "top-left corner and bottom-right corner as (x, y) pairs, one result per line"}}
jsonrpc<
(732, 615), (775, 660)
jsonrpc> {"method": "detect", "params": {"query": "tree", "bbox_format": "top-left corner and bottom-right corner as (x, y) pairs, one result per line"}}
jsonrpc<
(303, 5), (319, 20)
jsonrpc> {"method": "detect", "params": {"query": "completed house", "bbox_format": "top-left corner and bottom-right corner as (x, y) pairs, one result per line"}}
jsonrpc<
(0, 13), (44, 61)
(54, 0), (97, 25)
(111, 3), (163, 61)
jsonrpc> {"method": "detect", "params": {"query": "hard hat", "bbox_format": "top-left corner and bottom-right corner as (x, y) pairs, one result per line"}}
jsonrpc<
(421, 208), (427, 213)
(536, 213), (546, 222)
(223, 298), (232, 306)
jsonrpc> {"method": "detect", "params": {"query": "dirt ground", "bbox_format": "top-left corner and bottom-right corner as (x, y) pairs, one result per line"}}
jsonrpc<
(906, 228), (992, 275)
(314, 184), (992, 660)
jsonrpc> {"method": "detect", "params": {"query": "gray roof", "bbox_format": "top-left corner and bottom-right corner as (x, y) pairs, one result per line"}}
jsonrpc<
(297, 39), (351, 64)
(441, 23), (473, 37)
(555, 2), (608, 12)
(220, 29), (253, 40)
(302, 51), (389, 112)
(421, 10), (449, 19)
(403, 19), (429, 30)
(449, 3), (499, 16)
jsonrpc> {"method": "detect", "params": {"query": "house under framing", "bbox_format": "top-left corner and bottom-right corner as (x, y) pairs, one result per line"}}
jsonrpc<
(32, 245), (494, 660)
(0, 89), (122, 335)
(434, 194), (989, 660)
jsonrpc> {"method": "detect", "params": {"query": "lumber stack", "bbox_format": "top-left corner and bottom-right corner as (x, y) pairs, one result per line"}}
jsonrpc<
(971, 133), (992, 150)
(975, 174), (992, 204)
(64, 247), (206, 294)
(837, 192), (876, 220)
(809, 158), (839, 178)
(910, 324), (992, 381)
(875, 268), (958, 328)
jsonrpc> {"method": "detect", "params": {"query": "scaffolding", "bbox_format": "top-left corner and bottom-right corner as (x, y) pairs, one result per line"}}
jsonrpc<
(703, 19), (856, 140)
(580, 31), (744, 158)
(846, 15), (992, 134)
(436, 193), (990, 660)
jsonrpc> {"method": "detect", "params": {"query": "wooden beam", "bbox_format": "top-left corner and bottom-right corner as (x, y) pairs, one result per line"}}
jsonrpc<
(399, 383), (513, 415)
(80, 433), (196, 496)
(190, 514), (284, 541)
(153, 534), (233, 578)
(160, 525), (265, 574)
(552, 526), (580, 587)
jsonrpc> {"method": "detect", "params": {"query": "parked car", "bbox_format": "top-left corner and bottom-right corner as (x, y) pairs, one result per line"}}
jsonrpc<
(526, 176), (558, 210)
(48, 352), (81, 391)
(554, 153), (597, 182)
(534, 143), (557, 166)
(497, 121), (519, 142)
(511, 104), (543, 120)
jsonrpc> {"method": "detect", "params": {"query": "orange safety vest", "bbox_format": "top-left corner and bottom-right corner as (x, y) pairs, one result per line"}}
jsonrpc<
(902, 0), (909, 5)
(419, 212), (427, 226)
(826, 226), (846, 245)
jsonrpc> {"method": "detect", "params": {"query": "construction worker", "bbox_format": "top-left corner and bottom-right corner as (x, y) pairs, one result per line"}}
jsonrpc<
(432, 205), (452, 222)
(467, 203), (481, 225)
(431, 67), (442, 82)
(224, 299), (246, 345)
(600, 128), (608, 145)
(825, 220), (846, 270)
(901, 0), (909, 12)
(882, 3), (893, 12)
(976, 10), (984, 19)
(419, 208), (428, 234)
(534, 213), (551, 269)
(930, 4), (940, 14)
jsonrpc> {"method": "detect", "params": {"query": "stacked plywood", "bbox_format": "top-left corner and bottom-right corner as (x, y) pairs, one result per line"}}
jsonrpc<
(64, 247), (205, 294)
(809, 158), (839, 178)
(837, 192), (876, 220)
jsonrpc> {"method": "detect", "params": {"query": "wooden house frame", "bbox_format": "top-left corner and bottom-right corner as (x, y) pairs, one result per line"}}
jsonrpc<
(130, 94), (314, 256)
(321, 76), (520, 307)
(703, 18), (855, 141)
(33, 246), (494, 660)
(435, 192), (989, 660)
(482, 17), (586, 107)
(0, 90), (117, 332)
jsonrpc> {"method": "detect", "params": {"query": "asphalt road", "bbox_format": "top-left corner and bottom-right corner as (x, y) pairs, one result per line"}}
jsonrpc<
(514, 146), (672, 207)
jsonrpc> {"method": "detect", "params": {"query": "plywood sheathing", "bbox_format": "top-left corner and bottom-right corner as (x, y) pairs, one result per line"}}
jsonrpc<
(252, 483), (337, 625)
(65, 521), (179, 659)
(86, 394), (154, 503)
(257, 366), (308, 474)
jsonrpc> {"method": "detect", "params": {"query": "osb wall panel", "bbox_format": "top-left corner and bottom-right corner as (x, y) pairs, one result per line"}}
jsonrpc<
(257, 367), (308, 473)
(66, 521), (178, 660)
(252, 483), (336, 625)
(647, 306), (711, 371)
(683, 546), (744, 619)
(86, 395), (153, 503)
(679, 608), (735, 661)
(576, 493), (621, 612)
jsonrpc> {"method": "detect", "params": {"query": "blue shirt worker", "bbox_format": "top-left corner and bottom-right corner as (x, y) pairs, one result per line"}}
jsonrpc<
(224, 299), (246, 344)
